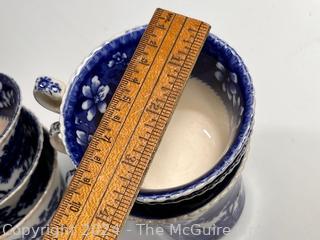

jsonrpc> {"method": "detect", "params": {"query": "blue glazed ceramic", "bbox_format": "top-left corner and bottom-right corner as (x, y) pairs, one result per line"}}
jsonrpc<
(34, 76), (62, 96)
(0, 110), (43, 203)
(34, 26), (254, 204)
(0, 131), (65, 240)
(0, 108), (43, 201)
(34, 76), (65, 113)
(0, 131), (51, 230)
(0, 73), (21, 145)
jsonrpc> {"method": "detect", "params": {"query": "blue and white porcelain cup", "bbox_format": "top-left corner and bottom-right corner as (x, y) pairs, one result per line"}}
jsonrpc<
(0, 131), (65, 240)
(33, 25), (254, 235)
(0, 108), (43, 217)
(0, 74), (45, 200)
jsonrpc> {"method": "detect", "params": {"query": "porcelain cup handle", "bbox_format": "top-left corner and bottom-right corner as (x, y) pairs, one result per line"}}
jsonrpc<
(50, 121), (67, 153)
(33, 76), (66, 113)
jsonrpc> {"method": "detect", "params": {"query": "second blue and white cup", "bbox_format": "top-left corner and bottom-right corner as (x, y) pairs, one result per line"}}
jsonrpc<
(0, 73), (65, 239)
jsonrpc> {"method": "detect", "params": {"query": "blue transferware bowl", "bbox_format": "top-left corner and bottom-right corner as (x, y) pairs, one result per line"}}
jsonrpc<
(34, 26), (254, 204)
(0, 131), (65, 240)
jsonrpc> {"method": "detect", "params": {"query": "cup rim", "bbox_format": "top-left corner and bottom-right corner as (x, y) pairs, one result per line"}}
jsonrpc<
(59, 25), (255, 203)
(0, 146), (58, 239)
(130, 150), (248, 223)
(0, 73), (22, 147)
(0, 108), (44, 205)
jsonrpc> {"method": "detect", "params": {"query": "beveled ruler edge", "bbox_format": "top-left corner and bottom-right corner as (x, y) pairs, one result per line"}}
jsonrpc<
(44, 8), (210, 240)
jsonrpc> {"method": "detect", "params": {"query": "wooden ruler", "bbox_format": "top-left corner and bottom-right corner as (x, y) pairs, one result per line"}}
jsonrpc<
(44, 8), (210, 240)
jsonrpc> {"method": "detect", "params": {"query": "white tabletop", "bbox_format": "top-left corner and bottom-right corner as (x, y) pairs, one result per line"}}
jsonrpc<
(1, 0), (320, 239)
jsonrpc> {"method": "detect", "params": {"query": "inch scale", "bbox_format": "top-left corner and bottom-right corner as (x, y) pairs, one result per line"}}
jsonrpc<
(44, 8), (210, 240)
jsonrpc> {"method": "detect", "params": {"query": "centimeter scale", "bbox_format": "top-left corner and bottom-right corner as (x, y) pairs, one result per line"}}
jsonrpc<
(44, 8), (210, 240)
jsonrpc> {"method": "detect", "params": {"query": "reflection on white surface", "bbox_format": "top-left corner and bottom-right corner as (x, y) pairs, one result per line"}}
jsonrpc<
(203, 129), (212, 139)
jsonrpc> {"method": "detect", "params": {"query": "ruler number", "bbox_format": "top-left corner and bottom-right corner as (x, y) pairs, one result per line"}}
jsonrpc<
(69, 201), (82, 213)
(112, 114), (121, 123)
(139, 56), (149, 66)
(147, 98), (163, 114)
(96, 208), (110, 223)
(121, 94), (131, 103)
(44, 8), (211, 240)
(148, 39), (158, 48)
(129, 77), (140, 85)
(125, 153), (138, 164)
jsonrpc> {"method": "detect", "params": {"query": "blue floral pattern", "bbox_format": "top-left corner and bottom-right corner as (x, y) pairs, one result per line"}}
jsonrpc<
(0, 132), (65, 240)
(35, 76), (62, 95)
(0, 108), (42, 199)
(76, 129), (92, 146)
(0, 131), (54, 232)
(62, 28), (140, 163)
(61, 27), (254, 205)
(107, 52), (128, 68)
(81, 75), (109, 121)
(21, 180), (65, 240)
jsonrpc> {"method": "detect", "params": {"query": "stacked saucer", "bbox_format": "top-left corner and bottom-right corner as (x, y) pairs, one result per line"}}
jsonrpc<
(0, 73), (65, 240)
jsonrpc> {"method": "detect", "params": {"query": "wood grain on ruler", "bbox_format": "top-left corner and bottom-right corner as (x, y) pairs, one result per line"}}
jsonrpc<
(44, 8), (210, 240)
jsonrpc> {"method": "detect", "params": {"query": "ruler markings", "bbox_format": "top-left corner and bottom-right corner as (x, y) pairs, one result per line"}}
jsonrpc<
(95, 19), (204, 239)
(44, 8), (210, 240)
(81, 16), (186, 240)
(59, 11), (175, 240)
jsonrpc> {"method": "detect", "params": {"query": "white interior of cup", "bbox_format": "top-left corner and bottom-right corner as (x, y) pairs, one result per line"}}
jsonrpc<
(142, 77), (234, 190)
(141, 51), (245, 191)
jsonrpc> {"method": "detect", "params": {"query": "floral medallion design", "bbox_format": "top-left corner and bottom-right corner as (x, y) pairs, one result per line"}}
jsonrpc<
(74, 75), (110, 146)
(81, 76), (109, 122)
(107, 52), (128, 68)
(63, 36), (137, 162)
